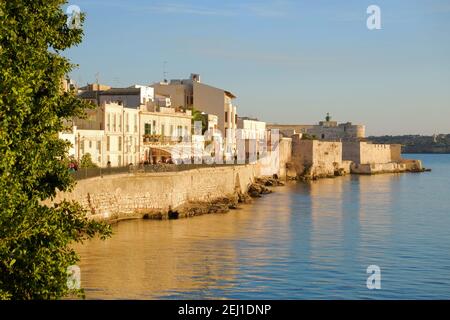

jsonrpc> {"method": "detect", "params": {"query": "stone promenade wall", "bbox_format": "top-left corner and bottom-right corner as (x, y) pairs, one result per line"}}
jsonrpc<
(53, 164), (260, 220)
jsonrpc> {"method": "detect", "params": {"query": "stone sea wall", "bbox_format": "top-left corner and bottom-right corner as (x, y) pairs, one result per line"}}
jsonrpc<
(53, 164), (261, 221)
(351, 159), (423, 174)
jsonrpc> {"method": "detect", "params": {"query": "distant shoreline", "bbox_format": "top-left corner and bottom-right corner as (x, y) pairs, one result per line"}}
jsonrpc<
(367, 135), (450, 154)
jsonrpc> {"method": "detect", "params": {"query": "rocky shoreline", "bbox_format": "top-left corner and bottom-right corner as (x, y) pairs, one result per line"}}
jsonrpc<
(104, 175), (285, 223)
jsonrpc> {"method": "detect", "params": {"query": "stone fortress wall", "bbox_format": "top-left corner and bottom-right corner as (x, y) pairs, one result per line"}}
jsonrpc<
(343, 141), (392, 164)
(291, 135), (350, 178)
(289, 136), (423, 179)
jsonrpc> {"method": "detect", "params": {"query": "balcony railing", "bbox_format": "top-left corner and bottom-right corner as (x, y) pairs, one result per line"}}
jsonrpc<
(142, 135), (184, 145)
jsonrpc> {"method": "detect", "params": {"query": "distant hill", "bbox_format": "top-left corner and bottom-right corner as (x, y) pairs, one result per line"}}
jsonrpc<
(368, 135), (450, 154)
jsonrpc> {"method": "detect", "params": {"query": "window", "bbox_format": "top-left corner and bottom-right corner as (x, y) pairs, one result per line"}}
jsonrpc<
(89, 140), (92, 148)
(107, 114), (111, 131)
(225, 111), (228, 123)
(118, 114), (122, 132)
(97, 141), (101, 154)
(235, 114), (237, 124)
(118, 136), (122, 151)
(170, 125), (174, 136)
(126, 113), (129, 132)
(152, 120), (156, 134)
(106, 136), (110, 152)
(161, 124), (165, 136)
(113, 114), (117, 132)
(145, 123), (152, 135)
(134, 114), (138, 133)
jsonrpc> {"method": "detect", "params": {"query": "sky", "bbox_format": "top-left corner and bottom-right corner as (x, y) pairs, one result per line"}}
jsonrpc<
(65, 0), (450, 136)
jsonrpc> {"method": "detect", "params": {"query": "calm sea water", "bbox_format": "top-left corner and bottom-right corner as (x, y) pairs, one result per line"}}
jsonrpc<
(76, 154), (450, 299)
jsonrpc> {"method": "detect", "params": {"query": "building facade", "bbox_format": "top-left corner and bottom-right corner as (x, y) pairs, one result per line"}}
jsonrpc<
(152, 73), (237, 138)
(78, 84), (154, 109)
(268, 114), (365, 141)
(68, 98), (192, 167)
(71, 102), (140, 167)
(237, 116), (266, 140)
(139, 105), (192, 164)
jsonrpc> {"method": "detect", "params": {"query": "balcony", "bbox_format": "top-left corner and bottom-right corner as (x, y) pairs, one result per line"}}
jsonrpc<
(142, 134), (183, 145)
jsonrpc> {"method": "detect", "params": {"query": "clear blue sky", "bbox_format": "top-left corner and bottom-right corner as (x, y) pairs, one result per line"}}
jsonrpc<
(65, 0), (450, 135)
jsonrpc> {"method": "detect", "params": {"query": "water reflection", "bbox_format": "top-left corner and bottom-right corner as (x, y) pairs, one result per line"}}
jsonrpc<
(76, 191), (295, 299)
(77, 155), (450, 299)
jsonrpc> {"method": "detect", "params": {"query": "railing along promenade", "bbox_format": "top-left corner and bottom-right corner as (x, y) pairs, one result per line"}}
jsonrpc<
(71, 162), (252, 181)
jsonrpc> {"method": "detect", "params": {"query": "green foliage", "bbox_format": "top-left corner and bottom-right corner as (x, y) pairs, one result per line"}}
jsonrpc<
(0, 1), (111, 299)
(80, 153), (98, 168)
(191, 107), (207, 134)
(301, 134), (317, 140)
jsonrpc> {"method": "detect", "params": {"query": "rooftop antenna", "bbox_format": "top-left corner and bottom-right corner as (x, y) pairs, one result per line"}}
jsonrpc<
(95, 72), (100, 86)
(95, 72), (100, 105)
(163, 61), (168, 83)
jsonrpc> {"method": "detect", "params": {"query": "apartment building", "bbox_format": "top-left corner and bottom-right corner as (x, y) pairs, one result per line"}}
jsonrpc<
(139, 104), (192, 164)
(71, 101), (140, 167)
(152, 73), (237, 138)
(70, 88), (193, 166)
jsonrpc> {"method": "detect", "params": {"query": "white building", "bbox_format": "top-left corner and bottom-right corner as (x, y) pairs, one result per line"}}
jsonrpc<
(237, 116), (266, 140)
(76, 129), (105, 165)
(139, 104), (192, 164)
(103, 102), (140, 166)
(59, 125), (77, 158)
(99, 85), (154, 108)
(71, 102), (140, 167)
(78, 84), (155, 109)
